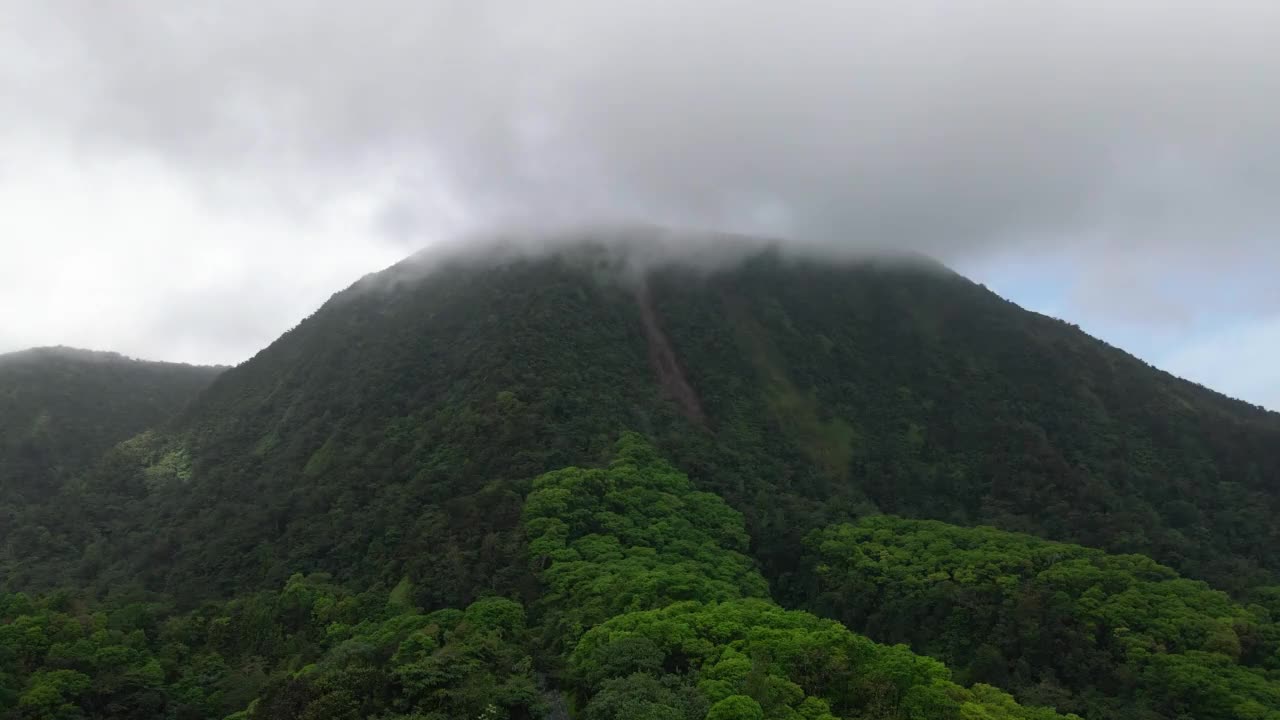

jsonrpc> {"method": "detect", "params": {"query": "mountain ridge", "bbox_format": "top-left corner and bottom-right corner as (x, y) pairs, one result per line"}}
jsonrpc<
(0, 345), (223, 509)
(0, 344), (227, 369)
(6, 237), (1277, 600)
(3, 234), (1280, 719)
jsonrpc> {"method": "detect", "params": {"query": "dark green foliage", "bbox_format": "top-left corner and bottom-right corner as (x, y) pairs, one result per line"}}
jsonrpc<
(5, 239), (1280, 717)
(530, 436), (1074, 720)
(0, 347), (219, 505)
(581, 673), (707, 720)
(571, 599), (1078, 720)
(523, 432), (769, 649)
(5, 254), (667, 604)
(10, 244), (1280, 605)
(644, 254), (1280, 596)
(706, 695), (763, 720)
(3, 435), (1074, 719)
(806, 516), (1280, 718)
(0, 575), (540, 720)
(240, 593), (542, 720)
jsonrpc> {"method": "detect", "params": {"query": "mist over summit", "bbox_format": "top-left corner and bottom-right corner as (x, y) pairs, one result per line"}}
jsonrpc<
(342, 224), (954, 302)
(3, 234), (1280, 718)
(4, 3), (1280, 717)
(8, 2), (1280, 401)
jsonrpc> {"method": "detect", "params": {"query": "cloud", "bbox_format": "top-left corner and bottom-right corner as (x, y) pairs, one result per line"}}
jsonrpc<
(0, 146), (405, 365)
(1161, 317), (1280, 411)
(2, 1), (1279, 377)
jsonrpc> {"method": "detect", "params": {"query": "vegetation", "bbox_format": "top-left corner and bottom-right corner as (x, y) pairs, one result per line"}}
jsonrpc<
(523, 432), (769, 652)
(0, 574), (542, 720)
(4, 240), (1280, 718)
(805, 517), (1280, 718)
(647, 254), (1280, 596)
(0, 347), (219, 506)
(528, 434), (1074, 720)
(9, 248), (1279, 605)
(2, 436), (1073, 719)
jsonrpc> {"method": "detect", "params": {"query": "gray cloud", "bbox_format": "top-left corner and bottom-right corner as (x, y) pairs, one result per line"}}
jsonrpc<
(2, 1), (1279, 377)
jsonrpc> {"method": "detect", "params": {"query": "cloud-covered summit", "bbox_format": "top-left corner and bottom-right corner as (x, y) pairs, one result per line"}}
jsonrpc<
(2, 1), (1277, 404)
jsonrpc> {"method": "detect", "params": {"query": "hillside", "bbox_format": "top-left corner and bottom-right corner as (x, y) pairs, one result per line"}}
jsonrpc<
(0, 347), (222, 506)
(4, 239), (1276, 604)
(2, 437), (1084, 720)
(805, 517), (1280, 717)
(4, 237), (1280, 718)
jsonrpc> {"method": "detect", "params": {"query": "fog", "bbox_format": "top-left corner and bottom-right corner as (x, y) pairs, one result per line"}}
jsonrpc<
(1, 1), (1278, 404)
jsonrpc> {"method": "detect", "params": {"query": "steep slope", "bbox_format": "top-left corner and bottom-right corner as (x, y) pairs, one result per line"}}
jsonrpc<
(9, 238), (1279, 606)
(6, 251), (668, 597)
(0, 347), (222, 505)
(523, 435), (1074, 720)
(649, 254), (1280, 597)
(0, 437), (1076, 720)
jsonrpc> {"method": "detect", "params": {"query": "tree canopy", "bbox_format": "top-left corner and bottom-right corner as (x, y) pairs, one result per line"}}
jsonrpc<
(529, 436), (1076, 720)
(4, 243), (1280, 719)
(806, 516), (1280, 719)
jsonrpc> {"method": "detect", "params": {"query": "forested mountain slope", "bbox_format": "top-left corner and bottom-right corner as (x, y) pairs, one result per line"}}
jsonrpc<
(5, 235), (1280, 719)
(5, 238), (1278, 605)
(0, 437), (1075, 720)
(805, 517), (1280, 718)
(648, 254), (1280, 596)
(0, 347), (221, 506)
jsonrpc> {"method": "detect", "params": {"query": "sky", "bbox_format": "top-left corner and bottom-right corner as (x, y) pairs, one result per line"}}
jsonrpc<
(1, 1), (1278, 409)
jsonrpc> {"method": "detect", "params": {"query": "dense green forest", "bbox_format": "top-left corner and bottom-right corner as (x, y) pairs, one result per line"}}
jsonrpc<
(528, 434), (1072, 720)
(7, 247), (1278, 601)
(805, 517), (1280, 718)
(2, 435), (1073, 719)
(0, 569), (541, 719)
(0, 348), (220, 507)
(3, 239), (1279, 718)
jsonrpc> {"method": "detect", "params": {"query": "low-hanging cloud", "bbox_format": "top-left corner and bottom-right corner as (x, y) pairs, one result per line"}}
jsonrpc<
(2, 1), (1279, 397)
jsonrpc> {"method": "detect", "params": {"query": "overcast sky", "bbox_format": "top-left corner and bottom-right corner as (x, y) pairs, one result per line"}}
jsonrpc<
(2, 1), (1278, 409)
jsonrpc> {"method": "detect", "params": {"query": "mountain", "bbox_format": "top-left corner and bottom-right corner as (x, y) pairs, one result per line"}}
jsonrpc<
(3, 234), (1279, 719)
(3, 435), (1083, 720)
(9, 240), (1280, 599)
(0, 347), (222, 506)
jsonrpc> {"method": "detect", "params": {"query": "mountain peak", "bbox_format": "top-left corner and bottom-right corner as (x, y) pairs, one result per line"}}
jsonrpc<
(0, 345), (227, 370)
(4, 235), (1280, 719)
